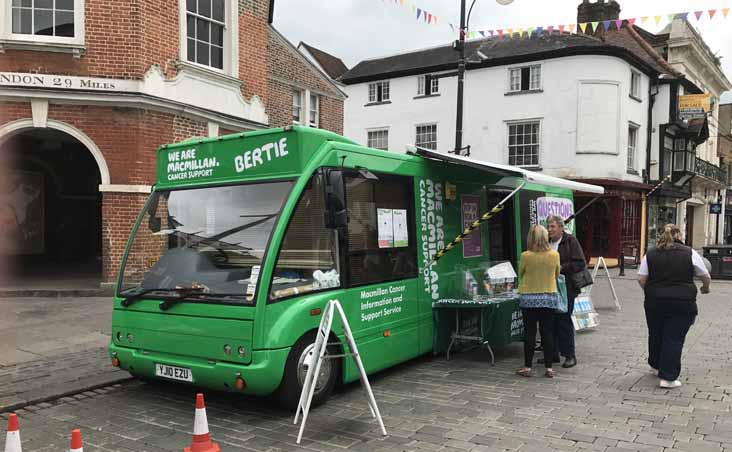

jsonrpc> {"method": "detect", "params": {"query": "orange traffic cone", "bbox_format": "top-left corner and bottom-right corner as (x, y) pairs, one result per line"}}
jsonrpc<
(184, 394), (220, 452)
(69, 429), (83, 452)
(4, 413), (22, 452)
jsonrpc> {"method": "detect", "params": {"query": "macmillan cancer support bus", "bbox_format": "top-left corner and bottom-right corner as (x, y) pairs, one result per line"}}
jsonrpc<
(109, 126), (603, 407)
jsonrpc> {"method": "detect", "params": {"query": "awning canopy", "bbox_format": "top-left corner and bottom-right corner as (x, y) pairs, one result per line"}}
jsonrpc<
(409, 147), (605, 195)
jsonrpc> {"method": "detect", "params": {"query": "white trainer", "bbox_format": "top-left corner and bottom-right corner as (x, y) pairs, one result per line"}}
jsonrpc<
(659, 379), (682, 388)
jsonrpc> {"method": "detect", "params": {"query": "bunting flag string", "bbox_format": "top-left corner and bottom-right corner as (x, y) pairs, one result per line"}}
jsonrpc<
(459, 3), (731, 41)
(374, 0), (731, 39)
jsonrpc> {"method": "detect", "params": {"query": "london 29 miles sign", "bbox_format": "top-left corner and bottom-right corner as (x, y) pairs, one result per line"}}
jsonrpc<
(0, 72), (137, 92)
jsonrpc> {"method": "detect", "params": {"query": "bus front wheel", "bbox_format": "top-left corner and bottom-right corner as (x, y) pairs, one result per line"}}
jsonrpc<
(275, 332), (340, 409)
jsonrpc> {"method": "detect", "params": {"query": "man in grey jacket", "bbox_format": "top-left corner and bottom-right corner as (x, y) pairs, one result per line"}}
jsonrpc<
(545, 215), (587, 368)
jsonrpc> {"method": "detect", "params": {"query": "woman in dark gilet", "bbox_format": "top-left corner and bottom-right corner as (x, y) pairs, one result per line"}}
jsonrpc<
(638, 224), (711, 389)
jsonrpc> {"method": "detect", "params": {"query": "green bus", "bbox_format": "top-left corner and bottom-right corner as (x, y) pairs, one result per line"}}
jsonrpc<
(109, 126), (602, 407)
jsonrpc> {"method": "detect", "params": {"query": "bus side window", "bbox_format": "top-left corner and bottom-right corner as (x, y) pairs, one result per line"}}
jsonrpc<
(345, 174), (417, 287)
(269, 174), (340, 300)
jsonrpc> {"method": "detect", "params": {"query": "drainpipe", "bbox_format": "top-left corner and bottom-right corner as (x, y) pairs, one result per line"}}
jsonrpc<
(641, 77), (658, 258)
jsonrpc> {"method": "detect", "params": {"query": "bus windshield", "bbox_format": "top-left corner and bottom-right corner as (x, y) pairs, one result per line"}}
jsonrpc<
(118, 181), (294, 304)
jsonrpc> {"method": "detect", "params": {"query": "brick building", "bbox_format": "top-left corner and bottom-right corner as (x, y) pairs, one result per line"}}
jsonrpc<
(0, 0), (344, 287)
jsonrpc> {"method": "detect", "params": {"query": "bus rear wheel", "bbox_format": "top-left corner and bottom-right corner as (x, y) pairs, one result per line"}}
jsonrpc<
(275, 332), (340, 410)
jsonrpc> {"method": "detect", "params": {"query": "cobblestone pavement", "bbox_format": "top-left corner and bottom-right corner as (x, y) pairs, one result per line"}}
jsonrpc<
(3, 276), (732, 452)
(0, 297), (127, 410)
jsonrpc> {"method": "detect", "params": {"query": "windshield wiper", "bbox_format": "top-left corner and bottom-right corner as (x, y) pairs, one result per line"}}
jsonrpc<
(120, 287), (204, 308)
(157, 287), (210, 311)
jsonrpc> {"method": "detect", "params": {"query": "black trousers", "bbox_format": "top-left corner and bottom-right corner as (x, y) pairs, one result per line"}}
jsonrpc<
(522, 308), (556, 368)
(645, 307), (696, 381)
(552, 290), (577, 360)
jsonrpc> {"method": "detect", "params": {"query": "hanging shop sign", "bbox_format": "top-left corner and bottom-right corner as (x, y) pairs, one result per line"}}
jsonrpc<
(678, 94), (711, 120)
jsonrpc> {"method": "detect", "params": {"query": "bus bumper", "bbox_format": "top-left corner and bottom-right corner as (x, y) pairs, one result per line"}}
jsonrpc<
(109, 343), (290, 395)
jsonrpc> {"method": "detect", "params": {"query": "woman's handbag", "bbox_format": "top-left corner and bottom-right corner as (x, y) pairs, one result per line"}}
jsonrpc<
(570, 267), (594, 290)
(556, 275), (569, 314)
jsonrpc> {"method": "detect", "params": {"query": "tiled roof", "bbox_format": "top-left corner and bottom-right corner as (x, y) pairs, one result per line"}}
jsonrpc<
(341, 25), (677, 84)
(299, 42), (349, 80)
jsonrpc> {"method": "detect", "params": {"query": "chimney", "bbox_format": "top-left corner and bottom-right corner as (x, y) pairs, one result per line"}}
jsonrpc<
(577, 0), (621, 26)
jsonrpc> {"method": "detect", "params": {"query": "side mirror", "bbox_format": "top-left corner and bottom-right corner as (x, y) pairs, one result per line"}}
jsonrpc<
(149, 216), (162, 233)
(324, 170), (348, 229)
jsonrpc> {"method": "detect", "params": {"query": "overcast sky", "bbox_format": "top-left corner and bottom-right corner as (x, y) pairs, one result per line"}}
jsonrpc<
(273, 0), (732, 101)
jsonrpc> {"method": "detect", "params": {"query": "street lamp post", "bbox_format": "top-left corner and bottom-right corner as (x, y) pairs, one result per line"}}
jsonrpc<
(454, 0), (513, 155)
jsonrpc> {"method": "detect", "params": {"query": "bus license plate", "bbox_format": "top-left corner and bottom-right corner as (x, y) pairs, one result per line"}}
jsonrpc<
(155, 363), (193, 382)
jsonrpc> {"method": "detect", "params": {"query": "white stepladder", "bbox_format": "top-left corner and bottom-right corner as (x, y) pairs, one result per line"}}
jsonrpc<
(294, 299), (387, 444)
(589, 256), (621, 311)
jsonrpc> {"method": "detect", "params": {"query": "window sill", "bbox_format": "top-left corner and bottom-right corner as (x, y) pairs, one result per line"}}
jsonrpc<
(0, 39), (85, 57)
(364, 100), (392, 107)
(629, 94), (643, 103)
(413, 93), (441, 100)
(627, 169), (639, 175)
(517, 165), (543, 171)
(505, 89), (543, 96)
(175, 60), (242, 86)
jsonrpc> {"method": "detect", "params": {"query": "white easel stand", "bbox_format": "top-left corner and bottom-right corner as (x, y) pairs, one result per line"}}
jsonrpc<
(294, 299), (387, 444)
(589, 256), (621, 311)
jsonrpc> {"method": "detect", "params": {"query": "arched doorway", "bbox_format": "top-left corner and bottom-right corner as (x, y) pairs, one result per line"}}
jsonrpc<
(1, 127), (104, 288)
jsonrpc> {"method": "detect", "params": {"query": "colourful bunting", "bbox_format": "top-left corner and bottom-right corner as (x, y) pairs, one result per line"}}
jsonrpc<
(536, 26), (544, 36)
(579, 22), (588, 33)
(507, 28), (513, 36)
(590, 21), (599, 32)
(627, 18), (636, 26)
(614, 19), (623, 29)
(558, 25), (565, 34)
(547, 26), (554, 34)
(527, 27), (535, 37)
(517, 27), (523, 37)
(723, 8), (730, 18)
(569, 24), (576, 33)
(654, 15), (662, 25)
(640, 16), (648, 24)
(602, 20), (611, 31)
(497, 29), (503, 38)
(668, 14), (676, 23)
(678, 12), (688, 21)
(709, 9), (717, 19)
(694, 10), (703, 20)
(416, 8), (421, 20)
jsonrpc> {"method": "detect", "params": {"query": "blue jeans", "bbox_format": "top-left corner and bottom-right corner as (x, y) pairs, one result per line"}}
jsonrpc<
(645, 308), (696, 381)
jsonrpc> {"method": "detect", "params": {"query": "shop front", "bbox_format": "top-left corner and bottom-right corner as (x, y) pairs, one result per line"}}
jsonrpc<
(573, 181), (649, 264)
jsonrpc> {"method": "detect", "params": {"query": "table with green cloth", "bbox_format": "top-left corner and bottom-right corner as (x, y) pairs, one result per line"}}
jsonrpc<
(432, 294), (523, 364)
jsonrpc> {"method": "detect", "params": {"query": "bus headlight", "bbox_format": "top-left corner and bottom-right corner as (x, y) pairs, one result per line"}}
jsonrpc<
(223, 345), (232, 355)
(127, 333), (134, 343)
(238, 346), (246, 357)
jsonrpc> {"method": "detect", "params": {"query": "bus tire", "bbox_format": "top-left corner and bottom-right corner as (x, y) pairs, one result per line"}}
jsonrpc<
(275, 332), (340, 410)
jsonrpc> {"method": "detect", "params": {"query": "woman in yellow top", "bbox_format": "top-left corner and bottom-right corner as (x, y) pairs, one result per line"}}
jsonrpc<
(517, 224), (561, 378)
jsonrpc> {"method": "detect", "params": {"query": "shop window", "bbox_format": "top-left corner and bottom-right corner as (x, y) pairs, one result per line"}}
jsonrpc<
(345, 174), (417, 287)
(5, 0), (84, 45)
(621, 199), (641, 244)
(270, 174), (339, 300)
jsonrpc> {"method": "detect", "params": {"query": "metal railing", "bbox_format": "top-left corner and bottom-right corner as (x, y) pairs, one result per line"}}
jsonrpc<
(695, 157), (726, 184)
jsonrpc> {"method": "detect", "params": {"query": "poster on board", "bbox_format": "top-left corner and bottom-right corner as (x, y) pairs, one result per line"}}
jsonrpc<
(519, 191), (575, 250)
(392, 209), (408, 247)
(461, 195), (482, 258)
(377, 208), (394, 248)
